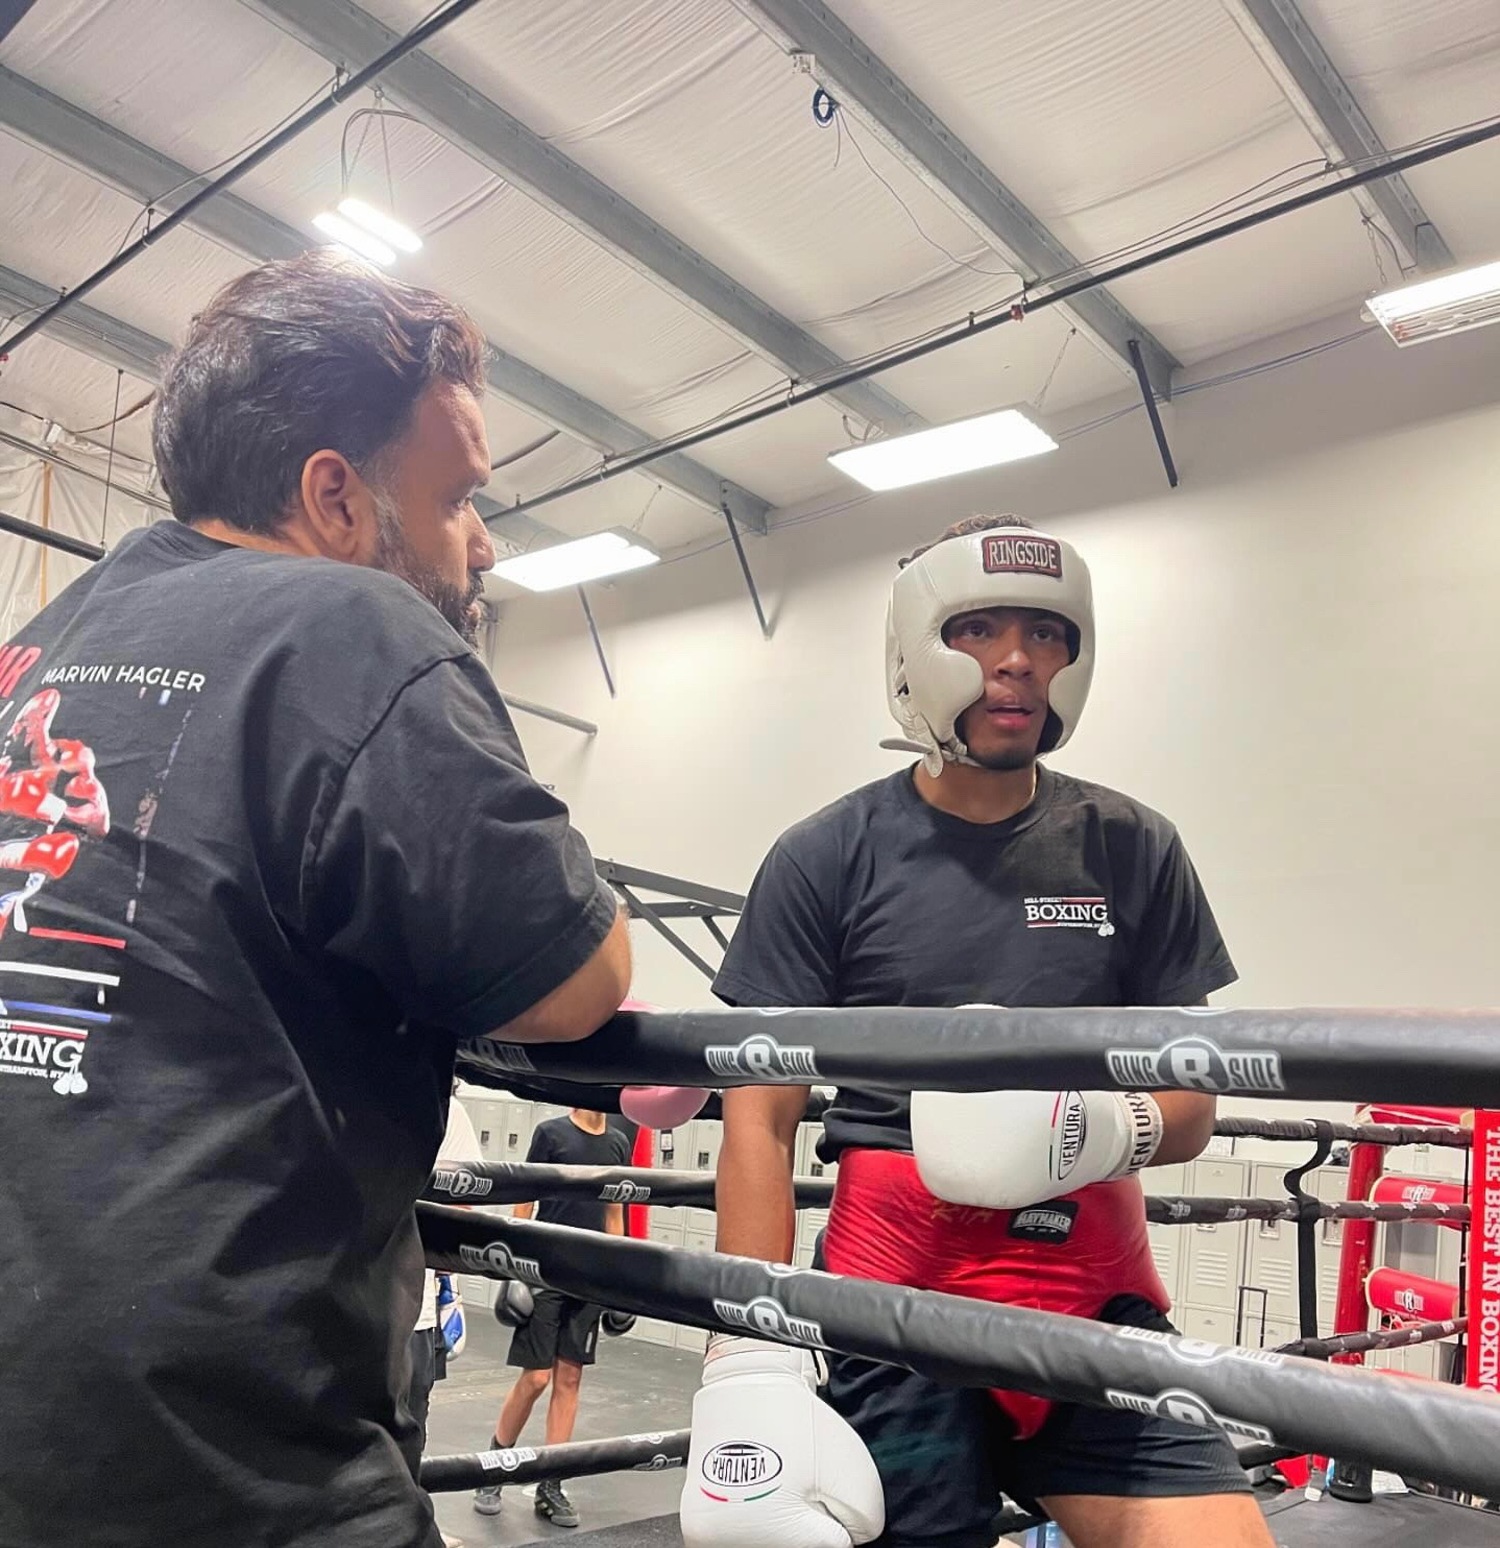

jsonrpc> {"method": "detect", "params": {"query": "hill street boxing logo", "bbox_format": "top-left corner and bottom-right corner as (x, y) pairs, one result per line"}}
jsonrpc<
(699, 1443), (784, 1500)
(600, 1180), (652, 1203)
(1104, 1387), (1274, 1444)
(1024, 895), (1115, 937)
(431, 1167), (494, 1199)
(711, 1294), (828, 1348)
(458, 1241), (546, 1287)
(1105, 1035), (1284, 1095)
(982, 532), (1063, 578)
(705, 1033), (821, 1082)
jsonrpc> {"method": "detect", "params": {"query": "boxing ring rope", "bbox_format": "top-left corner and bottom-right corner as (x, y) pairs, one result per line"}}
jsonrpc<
(1279, 1317), (1468, 1362)
(417, 1433), (1051, 1539)
(457, 1005), (1500, 1106)
(420, 1430), (688, 1492)
(1214, 1115), (1472, 1149)
(420, 1159), (1473, 1228)
(417, 1204), (1500, 1498)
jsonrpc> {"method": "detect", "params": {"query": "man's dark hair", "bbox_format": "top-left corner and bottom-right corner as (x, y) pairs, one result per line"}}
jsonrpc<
(901, 513), (1035, 568)
(152, 250), (488, 533)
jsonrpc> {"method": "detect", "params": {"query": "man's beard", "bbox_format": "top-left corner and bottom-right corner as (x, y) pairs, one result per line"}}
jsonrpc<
(372, 490), (484, 645)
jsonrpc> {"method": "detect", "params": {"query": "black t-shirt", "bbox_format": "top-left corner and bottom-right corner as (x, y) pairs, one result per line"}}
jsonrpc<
(714, 766), (1236, 1159)
(526, 1114), (633, 1231)
(0, 524), (617, 1548)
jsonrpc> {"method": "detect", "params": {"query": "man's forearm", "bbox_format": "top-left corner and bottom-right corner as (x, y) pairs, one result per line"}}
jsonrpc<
(1152, 1091), (1217, 1164)
(715, 1123), (798, 1262)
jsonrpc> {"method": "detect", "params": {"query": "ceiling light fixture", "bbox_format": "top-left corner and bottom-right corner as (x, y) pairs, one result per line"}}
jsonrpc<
(337, 197), (423, 254)
(490, 529), (661, 592)
(829, 408), (1058, 491)
(312, 211), (396, 267)
(1366, 258), (1500, 347)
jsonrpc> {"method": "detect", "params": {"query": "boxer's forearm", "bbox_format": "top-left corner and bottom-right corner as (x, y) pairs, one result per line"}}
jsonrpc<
(1151, 1090), (1217, 1164)
(715, 1085), (807, 1262)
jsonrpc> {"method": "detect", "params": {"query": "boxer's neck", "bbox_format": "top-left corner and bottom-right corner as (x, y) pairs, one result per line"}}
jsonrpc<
(914, 759), (1038, 826)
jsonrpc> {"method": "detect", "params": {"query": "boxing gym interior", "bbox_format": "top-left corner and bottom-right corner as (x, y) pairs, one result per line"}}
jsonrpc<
(3, 2), (1500, 1547)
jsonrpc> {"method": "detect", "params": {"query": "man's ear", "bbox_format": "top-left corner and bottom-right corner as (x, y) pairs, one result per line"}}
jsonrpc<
(296, 449), (378, 562)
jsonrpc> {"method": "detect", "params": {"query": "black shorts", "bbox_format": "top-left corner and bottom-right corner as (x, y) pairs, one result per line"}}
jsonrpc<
(507, 1289), (604, 1369)
(824, 1295), (1252, 1548)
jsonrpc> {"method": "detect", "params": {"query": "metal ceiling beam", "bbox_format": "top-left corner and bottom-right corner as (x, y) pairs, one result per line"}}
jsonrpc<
(0, 65), (768, 535)
(241, 0), (920, 439)
(0, 260), (559, 546)
(0, 261), (168, 382)
(1220, 0), (1453, 273)
(729, 0), (1179, 400)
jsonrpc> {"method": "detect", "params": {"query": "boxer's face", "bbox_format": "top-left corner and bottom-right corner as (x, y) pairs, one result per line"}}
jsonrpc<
(369, 380), (496, 644)
(944, 606), (1071, 770)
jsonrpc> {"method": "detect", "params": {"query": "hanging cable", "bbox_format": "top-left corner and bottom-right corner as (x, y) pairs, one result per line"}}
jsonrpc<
(99, 368), (123, 546)
(497, 108), (1500, 519)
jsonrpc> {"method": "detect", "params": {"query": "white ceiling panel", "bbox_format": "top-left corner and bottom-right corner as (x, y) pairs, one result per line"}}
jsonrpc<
(1302, 0), (1500, 262)
(0, 334), (156, 468)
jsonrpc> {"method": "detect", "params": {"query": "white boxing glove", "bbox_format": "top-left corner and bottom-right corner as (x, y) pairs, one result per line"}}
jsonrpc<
(910, 1087), (1163, 1211)
(680, 1335), (884, 1548)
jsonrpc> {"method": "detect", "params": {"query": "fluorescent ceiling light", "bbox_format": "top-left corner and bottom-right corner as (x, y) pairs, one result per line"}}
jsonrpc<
(338, 197), (422, 254)
(829, 408), (1058, 491)
(1366, 258), (1500, 348)
(491, 528), (660, 592)
(312, 211), (395, 267)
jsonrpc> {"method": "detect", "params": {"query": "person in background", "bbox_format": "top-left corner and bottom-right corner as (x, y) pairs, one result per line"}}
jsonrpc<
(474, 1107), (632, 1529)
(408, 1085), (483, 1443)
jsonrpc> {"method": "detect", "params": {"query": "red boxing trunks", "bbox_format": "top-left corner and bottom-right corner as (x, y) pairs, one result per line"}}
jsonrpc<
(822, 1147), (1170, 1439)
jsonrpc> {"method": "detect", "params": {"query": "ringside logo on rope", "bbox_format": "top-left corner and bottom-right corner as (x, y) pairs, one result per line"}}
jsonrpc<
(711, 1294), (828, 1348)
(704, 1034), (821, 1081)
(478, 1446), (538, 1473)
(600, 1180), (652, 1203)
(457, 1241), (546, 1286)
(431, 1167), (494, 1199)
(1105, 1035), (1284, 1095)
(1104, 1387), (1273, 1444)
(1113, 1326), (1285, 1368)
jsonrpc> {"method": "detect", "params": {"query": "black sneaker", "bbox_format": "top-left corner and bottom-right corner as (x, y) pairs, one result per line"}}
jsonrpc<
(472, 1484), (503, 1516)
(534, 1479), (579, 1528)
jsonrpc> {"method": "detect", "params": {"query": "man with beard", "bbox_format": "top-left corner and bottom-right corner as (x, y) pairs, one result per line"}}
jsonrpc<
(0, 251), (631, 1548)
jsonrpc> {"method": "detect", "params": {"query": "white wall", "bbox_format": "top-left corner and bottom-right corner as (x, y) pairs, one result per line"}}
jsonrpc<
(490, 314), (1500, 1049)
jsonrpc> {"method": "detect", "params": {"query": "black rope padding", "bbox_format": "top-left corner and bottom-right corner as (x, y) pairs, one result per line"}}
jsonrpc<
(422, 1163), (1468, 1227)
(423, 1159), (835, 1209)
(1214, 1116), (1470, 1149)
(419, 1429), (1042, 1534)
(457, 1006), (1500, 1107)
(421, 1431), (688, 1492)
(417, 1205), (1500, 1498)
(1279, 1317), (1468, 1361)
(1146, 1194), (1470, 1226)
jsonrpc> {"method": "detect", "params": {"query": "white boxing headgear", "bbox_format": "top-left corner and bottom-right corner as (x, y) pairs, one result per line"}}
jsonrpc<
(886, 524), (1094, 775)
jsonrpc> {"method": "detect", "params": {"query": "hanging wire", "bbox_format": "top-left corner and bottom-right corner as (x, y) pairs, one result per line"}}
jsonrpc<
(108, 71), (344, 262)
(100, 368), (124, 546)
(630, 483), (662, 533)
(1031, 325), (1077, 413)
(835, 107), (1021, 282)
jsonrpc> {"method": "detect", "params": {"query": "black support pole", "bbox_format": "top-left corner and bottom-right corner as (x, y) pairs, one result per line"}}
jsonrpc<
(1128, 339), (1178, 488)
